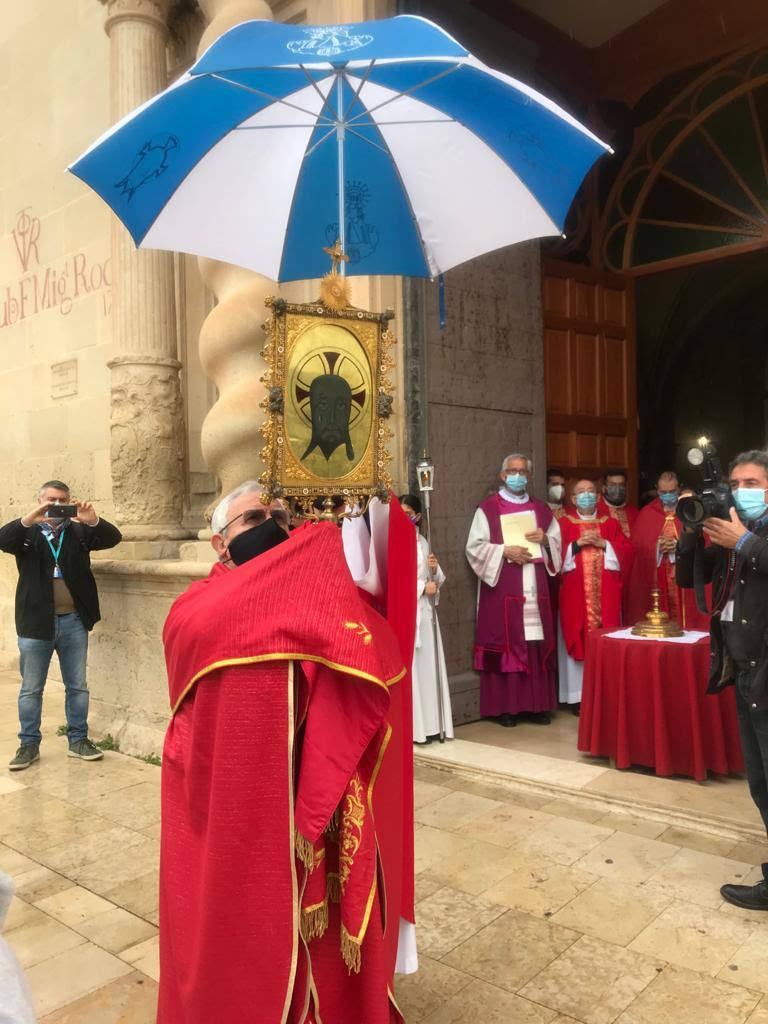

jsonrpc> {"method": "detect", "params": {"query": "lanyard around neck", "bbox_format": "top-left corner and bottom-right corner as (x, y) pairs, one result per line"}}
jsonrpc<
(43, 529), (65, 566)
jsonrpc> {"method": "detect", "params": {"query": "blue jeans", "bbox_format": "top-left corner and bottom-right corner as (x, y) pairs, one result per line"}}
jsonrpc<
(735, 668), (768, 835)
(18, 614), (89, 746)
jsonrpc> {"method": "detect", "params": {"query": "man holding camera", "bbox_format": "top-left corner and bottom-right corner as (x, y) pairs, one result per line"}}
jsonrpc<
(0, 480), (121, 770)
(677, 450), (768, 910)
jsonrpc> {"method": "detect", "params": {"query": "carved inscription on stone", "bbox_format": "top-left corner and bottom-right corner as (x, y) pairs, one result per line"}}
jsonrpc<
(51, 359), (78, 399)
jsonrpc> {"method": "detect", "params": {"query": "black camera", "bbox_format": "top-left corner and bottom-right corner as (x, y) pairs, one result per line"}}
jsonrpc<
(677, 436), (732, 528)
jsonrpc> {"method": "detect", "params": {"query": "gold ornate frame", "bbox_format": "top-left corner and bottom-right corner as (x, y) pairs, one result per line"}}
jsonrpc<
(260, 296), (396, 511)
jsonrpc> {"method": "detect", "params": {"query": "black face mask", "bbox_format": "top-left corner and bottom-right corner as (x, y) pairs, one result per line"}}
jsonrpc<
(605, 484), (627, 506)
(227, 517), (288, 566)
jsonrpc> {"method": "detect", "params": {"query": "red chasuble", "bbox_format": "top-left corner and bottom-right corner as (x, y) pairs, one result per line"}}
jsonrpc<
(626, 500), (710, 631)
(559, 514), (632, 661)
(596, 497), (639, 538)
(158, 524), (407, 1024)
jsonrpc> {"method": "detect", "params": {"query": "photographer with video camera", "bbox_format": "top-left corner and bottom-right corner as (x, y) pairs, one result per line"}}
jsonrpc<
(677, 448), (768, 911)
(0, 480), (121, 771)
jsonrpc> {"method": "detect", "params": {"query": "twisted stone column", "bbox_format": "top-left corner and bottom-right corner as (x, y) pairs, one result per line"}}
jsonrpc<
(101, 0), (187, 554)
(196, 0), (276, 510)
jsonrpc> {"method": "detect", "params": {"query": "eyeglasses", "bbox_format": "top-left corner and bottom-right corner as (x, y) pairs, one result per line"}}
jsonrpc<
(222, 506), (290, 534)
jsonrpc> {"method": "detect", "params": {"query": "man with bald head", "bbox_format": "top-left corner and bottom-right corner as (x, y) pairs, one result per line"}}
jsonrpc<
(467, 453), (562, 726)
(558, 479), (632, 709)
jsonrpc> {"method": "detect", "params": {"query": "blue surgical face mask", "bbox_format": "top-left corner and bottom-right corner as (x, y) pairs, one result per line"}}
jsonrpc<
(733, 487), (768, 522)
(505, 473), (527, 493)
(659, 491), (678, 507)
(408, 514), (420, 526)
(576, 491), (597, 512)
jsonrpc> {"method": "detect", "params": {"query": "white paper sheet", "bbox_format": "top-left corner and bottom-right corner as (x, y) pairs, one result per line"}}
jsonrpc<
(500, 510), (540, 558)
(604, 628), (709, 645)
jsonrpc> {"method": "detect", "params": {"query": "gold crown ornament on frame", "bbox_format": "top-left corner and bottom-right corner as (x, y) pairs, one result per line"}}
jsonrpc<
(259, 249), (396, 519)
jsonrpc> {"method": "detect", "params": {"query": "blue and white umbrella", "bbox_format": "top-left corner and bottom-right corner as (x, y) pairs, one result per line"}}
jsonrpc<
(69, 16), (610, 282)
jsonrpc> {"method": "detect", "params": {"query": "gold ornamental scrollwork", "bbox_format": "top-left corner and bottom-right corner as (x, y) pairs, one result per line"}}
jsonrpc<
(338, 775), (365, 891)
(260, 294), (396, 509)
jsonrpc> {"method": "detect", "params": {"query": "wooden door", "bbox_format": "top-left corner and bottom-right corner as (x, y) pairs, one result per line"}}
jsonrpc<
(542, 259), (637, 498)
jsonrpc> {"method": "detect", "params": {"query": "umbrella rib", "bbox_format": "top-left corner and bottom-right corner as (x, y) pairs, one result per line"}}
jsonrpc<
(343, 126), (390, 155)
(345, 63), (463, 126)
(298, 63), (333, 107)
(208, 72), (334, 124)
(234, 124), (324, 130)
(343, 60), (376, 120)
(303, 127), (336, 159)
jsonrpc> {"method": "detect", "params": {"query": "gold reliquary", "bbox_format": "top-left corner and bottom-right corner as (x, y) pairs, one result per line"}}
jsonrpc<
(631, 588), (683, 638)
(259, 292), (396, 515)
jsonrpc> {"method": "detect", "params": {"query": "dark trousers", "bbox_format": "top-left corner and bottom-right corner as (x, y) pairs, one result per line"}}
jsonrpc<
(735, 669), (768, 836)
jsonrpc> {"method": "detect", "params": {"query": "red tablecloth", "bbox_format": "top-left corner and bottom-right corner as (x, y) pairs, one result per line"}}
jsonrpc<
(578, 630), (744, 781)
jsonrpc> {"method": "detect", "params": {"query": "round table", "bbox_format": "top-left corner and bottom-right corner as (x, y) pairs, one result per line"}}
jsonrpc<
(577, 629), (744, 781)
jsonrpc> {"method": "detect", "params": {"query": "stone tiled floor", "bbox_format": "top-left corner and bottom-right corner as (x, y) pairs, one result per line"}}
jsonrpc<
(2, 672), (768, 1022)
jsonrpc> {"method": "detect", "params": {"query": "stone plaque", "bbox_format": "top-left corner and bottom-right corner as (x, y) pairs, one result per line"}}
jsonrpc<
(51, 359), (77, 399)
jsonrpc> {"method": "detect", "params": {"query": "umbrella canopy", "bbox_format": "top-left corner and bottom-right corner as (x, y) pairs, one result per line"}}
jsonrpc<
(69, 16), (610, 282)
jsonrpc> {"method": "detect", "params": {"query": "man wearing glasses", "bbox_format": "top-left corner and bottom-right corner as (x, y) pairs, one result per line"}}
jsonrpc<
(158, 481), (407, 1024)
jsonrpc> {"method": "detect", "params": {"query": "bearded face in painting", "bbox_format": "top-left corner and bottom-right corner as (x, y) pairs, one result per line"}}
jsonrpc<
(301, 373), (355, 462)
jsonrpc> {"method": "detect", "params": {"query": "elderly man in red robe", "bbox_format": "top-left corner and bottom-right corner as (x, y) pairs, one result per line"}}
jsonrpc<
(466, 453), (562, 726)
(627, 470), (709, 630)
(158, 481), (411, 1024)
(558, 479), (633, 708)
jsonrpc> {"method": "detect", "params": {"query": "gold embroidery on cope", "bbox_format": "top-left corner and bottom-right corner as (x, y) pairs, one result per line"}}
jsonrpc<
(339, 775), (365, 891)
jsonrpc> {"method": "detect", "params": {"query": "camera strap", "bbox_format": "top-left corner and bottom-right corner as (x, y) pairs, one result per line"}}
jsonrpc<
(692, 535), (734, 615)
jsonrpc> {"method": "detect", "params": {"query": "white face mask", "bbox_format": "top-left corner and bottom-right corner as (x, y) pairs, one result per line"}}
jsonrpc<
(548, 484), (564, 502)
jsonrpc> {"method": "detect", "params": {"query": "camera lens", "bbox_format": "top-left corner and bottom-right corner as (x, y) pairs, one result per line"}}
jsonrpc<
(678, 495), (705, 525)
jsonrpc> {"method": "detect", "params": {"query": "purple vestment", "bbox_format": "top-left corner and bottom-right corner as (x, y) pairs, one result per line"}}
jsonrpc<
(473, 494), (556, 715)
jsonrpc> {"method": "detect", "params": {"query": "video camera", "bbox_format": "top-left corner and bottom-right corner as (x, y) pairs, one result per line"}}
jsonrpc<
(677, 435), (732, 529)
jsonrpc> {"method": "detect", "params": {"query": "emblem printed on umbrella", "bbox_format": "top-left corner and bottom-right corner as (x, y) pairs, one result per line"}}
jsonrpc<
(286, 26), (373, 58)
(326, 182), (379, 265)
(114, 134), (179, 202)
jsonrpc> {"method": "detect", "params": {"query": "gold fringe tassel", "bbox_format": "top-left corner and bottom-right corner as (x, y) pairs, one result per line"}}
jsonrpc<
(295, 829), (315, 871)
(341, 925), (362, 974)
(327, 872), (341, 904)
(301, 899), (329, 943)
(324, 808), (340, 838)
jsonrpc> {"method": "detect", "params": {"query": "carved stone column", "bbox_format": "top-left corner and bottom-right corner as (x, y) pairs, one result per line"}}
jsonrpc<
(196, 0), (276, 510)
(101, 0), (188, 556)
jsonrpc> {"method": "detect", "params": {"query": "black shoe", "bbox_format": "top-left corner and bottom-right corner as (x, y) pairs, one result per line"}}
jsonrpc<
(571, 703), (581, 717)
(9, 744), (39, 771)
(498, 713), (517, 728)
(68, 738), (104, 761)
(720, 880), (768, 911)
(529, 712), (552, 725)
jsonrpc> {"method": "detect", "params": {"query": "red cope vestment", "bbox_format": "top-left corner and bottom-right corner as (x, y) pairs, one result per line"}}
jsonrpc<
(158, 524), (410, 1024)
(626, 499), (711, 631)
(559, 514), (633, 660)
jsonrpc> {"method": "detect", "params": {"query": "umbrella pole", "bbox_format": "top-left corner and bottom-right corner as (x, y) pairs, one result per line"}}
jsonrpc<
(422, 494), (447, 743)
(336, 72), (346, 277)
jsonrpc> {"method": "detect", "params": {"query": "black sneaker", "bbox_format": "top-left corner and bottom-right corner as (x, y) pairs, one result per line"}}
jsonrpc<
(9, 744), (40, 771)
(68, 738), (104, 761)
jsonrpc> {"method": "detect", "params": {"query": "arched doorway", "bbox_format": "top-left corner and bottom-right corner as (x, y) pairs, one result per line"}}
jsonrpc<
(636, 250), (768, 487)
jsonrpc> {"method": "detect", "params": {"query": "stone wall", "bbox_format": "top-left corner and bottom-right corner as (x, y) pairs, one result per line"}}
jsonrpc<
(85, 560), (207, 756)
(421, 244), (546, 722)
